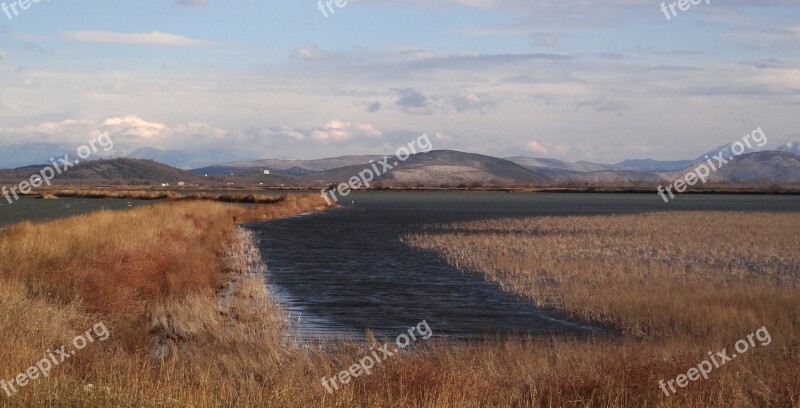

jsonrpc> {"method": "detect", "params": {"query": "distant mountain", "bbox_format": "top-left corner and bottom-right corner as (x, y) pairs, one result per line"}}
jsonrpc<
(615, 159), (695, 172)
(304, 150), (544, 187)
(1, 148), (798, 189)
(506, 157), (623, 172)
(0, 158), (204, 186)
(618, 143), (771, 172)
(129, 147), (256, 170)
(212, 155), (383, 173)
(0, 142), (71, 170)
(777, 142), (800, 156)
(674, 151), (800, 184)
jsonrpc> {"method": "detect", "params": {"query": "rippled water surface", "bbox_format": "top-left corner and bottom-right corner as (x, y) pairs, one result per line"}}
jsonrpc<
(247, 191), (800, 340)
(0, 197), (151, 228)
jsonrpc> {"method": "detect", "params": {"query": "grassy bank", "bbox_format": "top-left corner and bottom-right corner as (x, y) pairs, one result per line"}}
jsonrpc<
(0, 195), (333, 406)
(405, 212), (800, 407)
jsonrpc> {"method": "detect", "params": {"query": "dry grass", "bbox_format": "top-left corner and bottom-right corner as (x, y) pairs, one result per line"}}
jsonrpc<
(35, 189), (293, 204)
(405, 212), (800, 407)
(2, 204), (799, 407)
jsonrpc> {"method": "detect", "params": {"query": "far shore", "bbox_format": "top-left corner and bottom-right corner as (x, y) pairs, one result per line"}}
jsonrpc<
(15, 184), (800, 202)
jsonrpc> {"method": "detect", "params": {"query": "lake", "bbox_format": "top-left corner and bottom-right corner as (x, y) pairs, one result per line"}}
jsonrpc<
(0, 197), (152, 228)
(246, 191), (800, 340)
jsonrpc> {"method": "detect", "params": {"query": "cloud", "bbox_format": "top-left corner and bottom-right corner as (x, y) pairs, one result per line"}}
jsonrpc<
(364, 100), (382, 113)
(730, 25), (800, 49)
(447, 93), (498, 113)
(292, 47), (333, 61)
(102, 116), (168, 139)
(524, 140), (572, 156)
(451, 26), (527, 37)
(393, 88), (433, 115)
(595, 52), (627, 60)
(175, 0), (207, 5)
(525, 141), (549, 155)
(402, 53), (572, 71)
(0, 116), (226, 153)
(246, 126), (307, 142)
(63, 31), (211, 46)
(530, 32), (562, 48)
(570, 97), (630, 113)
(310, 120), (382, 142)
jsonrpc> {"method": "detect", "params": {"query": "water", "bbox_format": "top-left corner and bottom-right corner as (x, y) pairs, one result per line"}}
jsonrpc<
(0, 190), (297, 228)
(247, 191), (800, 340)
(0, 197), (152, 228)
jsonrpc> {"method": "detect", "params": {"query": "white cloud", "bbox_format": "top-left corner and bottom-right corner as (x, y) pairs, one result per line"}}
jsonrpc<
(525, 141), (549, 155)
(102, 116), (168, 139)
(175, 0), (207, 5)
(525, 141), (572, 156)
(63, 31), (211, 46)
(310, 120), (382, 142)
(447, 93), (498, 113)
(292, 47), (332, 61)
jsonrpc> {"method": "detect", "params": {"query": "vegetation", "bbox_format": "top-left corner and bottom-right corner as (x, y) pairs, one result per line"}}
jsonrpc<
(2, 202), (798, 407)
(405, 212), (800, 407)
(34, 189), (293, 204)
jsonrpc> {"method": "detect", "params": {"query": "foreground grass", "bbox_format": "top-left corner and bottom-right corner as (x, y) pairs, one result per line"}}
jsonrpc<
(2, 205), (798, 407)
(405, 212), (800, 407)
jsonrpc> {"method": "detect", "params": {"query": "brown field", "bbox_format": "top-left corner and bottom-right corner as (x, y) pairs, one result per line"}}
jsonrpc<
(2, 201), (799, 407)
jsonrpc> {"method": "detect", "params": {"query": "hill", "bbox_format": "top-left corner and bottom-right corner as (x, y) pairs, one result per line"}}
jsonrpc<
(193, 155), (384, 176)
(305, 150), (545, 187)
(506, 157), (624, 172)
(0, 158), (205, 186)
(671, 151), (800, 184)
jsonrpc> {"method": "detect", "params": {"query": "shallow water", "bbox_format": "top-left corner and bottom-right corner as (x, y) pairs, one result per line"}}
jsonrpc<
(0, 197), (151, 228)
(247, 191), (800, 340)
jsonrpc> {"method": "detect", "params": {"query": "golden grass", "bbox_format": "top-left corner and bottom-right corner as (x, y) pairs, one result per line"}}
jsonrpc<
(404, 212), (800, 407)
(2, 204), (799, 407)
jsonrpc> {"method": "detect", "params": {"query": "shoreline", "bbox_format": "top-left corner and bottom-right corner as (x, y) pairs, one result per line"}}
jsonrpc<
(16, 185), (800, 203)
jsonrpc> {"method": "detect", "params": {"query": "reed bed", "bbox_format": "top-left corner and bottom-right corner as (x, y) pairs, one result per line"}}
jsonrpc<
(404, 212), (800, 407)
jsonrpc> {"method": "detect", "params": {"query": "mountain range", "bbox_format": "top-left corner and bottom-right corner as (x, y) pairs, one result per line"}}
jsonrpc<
(1, 142), (799, 188)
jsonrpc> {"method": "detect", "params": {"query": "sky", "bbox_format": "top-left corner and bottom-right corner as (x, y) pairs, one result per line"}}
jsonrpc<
(0, 0), (798, 166)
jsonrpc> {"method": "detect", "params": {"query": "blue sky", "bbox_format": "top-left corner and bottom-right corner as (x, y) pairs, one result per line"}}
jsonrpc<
(0, 0), (798, 166)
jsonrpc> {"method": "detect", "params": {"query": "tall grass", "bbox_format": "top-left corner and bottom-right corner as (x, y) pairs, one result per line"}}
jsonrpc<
(405, 212), (800, 407)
